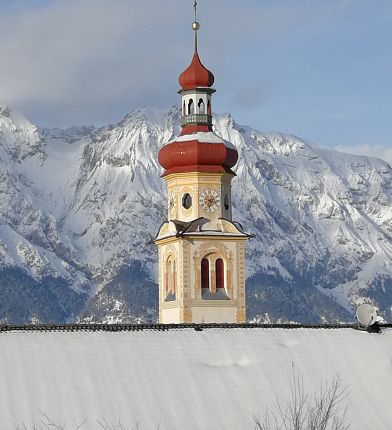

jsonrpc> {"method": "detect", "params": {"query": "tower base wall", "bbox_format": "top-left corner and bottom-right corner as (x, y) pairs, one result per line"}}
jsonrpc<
(160, 304), (245, 324)
(161, 307), (182, 324)
(190, 306), (237, 323)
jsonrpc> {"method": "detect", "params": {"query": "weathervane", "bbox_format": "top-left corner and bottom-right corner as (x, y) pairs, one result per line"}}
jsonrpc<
(192, 0), (200, 52)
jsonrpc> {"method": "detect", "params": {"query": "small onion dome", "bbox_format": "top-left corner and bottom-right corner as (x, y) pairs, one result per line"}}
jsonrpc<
(179, 52), (215, 90)
(158, 132), (238, 177)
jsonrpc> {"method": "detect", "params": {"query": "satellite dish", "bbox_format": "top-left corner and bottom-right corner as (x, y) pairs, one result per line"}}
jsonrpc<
(356, 304), (378, 327)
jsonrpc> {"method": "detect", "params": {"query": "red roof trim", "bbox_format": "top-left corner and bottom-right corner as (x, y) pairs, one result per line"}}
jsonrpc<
(161, 165), (236, 177)
(180, 124), (211, 135)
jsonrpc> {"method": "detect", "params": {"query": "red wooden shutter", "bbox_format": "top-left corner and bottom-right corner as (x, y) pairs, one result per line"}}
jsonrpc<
(201, 258), (209, 289)
(216, 259), (224, 289)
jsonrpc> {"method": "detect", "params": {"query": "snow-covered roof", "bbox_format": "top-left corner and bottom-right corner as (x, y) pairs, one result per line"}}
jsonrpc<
(155, 218), (251, 241)
(0, 327), (391, 429)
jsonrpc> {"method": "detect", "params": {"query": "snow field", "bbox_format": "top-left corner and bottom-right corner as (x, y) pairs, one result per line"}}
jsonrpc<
(0, 327), (391, 429)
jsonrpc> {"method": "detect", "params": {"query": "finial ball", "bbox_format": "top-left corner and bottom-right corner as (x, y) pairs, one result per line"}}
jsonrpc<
(192, 21), (200, 31)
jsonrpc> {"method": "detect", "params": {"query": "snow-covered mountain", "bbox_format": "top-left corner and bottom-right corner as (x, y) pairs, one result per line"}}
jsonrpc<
(0, 105), (391, 323)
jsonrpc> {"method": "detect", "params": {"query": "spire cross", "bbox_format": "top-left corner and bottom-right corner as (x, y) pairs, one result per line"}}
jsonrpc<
(194, 0), (198, 22)
(192, 0), (200, 53)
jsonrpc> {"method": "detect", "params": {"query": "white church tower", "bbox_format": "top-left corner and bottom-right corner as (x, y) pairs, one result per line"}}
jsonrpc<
(155, 2), (250, 323)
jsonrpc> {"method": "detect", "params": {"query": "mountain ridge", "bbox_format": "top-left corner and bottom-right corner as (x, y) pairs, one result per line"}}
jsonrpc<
(0, 105), (391, 323)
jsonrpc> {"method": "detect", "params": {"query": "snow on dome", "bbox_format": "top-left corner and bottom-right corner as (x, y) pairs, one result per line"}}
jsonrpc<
(179, 52), (215, 90)
(171, 131), (236, 150)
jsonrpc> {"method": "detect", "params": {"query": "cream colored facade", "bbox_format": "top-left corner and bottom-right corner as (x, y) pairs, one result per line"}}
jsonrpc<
(155, 11), (249, 323)
(155, 171), (249, 324)
(166, 172), (233, 222)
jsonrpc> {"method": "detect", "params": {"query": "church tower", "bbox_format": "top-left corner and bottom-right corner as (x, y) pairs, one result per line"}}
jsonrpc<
(155, 3), (250, 323)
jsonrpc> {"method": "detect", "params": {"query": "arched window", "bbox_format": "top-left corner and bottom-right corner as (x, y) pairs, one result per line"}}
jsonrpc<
(182, 193), (192, 209)
(172, 260), (176, 295)
(165, 264), (169, 293)
(188, 99), (195, 115)
(167, 260), (173, 292)
(216, 259), (224, 289)
(207, 100), (211, 115)
(198, 98), (205, 114)
(224, 194), (229, 211)
(165, 258), (176, 301)
(201, 258), (209, 289)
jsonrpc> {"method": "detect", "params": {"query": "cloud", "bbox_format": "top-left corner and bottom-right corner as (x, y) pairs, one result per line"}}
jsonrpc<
(0, 0), (191, 126)
(0, 0), (333, 128)
(335, 144), (392, 165)
(0, 0), (386, 129)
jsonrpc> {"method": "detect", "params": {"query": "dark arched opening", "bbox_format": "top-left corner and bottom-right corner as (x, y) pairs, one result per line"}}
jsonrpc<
(216, 259), (224, 289)
(182, 193), (192, 209)
(224, 195), (229, 211)
(188, 99), (195, 115)
(201, 258), (210, 290)
(198, 98), (205, 114)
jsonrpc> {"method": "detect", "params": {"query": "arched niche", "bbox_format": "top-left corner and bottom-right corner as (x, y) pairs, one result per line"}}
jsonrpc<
(195, 248), (232, 300)
(198, 98), (205, 114)
(188, 99), (195, 115)
(165, 255), (176, 302)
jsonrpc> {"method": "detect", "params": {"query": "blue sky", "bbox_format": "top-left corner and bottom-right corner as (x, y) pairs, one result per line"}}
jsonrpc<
(0, 0), (390, 161)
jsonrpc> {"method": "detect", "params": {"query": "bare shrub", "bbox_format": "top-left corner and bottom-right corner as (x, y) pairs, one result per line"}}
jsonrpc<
(18, 413), (159, 430)
(17, 410), (86, 430)
(97, 419), (144, 430)
(253, 371), (349, 430)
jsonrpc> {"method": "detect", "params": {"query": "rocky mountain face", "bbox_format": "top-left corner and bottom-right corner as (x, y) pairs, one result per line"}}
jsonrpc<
(0, 105), (391, 324)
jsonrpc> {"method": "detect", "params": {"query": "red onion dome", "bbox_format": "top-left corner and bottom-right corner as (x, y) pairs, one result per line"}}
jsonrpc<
(158, 133), (238, 177)
(179, 53), (215, 90)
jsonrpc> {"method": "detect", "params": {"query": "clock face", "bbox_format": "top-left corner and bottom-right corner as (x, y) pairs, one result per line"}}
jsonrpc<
(199, 189), (220, 213)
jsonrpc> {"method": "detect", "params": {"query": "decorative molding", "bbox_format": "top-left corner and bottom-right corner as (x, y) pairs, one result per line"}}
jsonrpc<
(157, 163), (247, 323)
(160, 224), (169, 236)
(192, 241), (233, 299)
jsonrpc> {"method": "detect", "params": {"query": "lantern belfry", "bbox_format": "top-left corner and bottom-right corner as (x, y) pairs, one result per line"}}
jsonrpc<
(154, 2), (250, 323)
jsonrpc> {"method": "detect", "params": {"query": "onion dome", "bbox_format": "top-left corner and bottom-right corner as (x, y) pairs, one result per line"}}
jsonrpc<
(179, 52), (215, 90)
(158, 132), (238, 177)
(159, 6), (238, 177)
